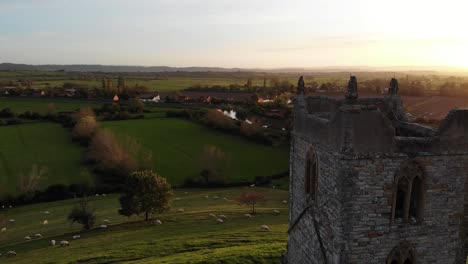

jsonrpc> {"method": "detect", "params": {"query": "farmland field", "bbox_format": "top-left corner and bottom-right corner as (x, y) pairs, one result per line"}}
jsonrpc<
(0, 98), (101, 114)
(103, 118), (289, 186)
(0, 123), (89, 196)
(0, 188), (288, 263)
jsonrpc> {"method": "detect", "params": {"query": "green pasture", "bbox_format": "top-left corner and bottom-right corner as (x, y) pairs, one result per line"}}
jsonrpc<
(0, 98), (101, 114)
(103, 118), (289, 186)
(0, 188), (288, 263)
(0, 123), (89, 196)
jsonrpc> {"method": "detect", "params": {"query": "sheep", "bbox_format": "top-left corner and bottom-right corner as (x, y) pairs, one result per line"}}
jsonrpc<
(9, 219), (15, 223)
(6, 251), (17, 257)
(260, 225), (270, 231)
(8, 205), (12, 208)
(273, 210), (280, 215)
(102, 193), (106, 196)
(250, 184), (255, 188)
(50, 240), (56, 246)
(218, 214), (227, 220)
(175, 197), (181, 201)
(213, 196), (219, 200)
(72, 235), (80, 240)
(24, 236), (32, 241)
(177, 208), (185, 212)
(43, 220), (49, 225)
(34, 233), (43, 239)
(0, 253), (2, 257)
(204, 195), (209, 199)
(1, 227), (6, 232)
(216, 218), (224, 224)
(282, 200), (288, 204)
(99, 224), (108, 229)
(44, 211), (50, 214)
(60, 240), (70, 247)
(222, 197), (227, 201)
(103, 219), (111, 224)
(95, 194), (100, 197)
(208, 213), (216, 218)
(155, 220), (162, 225)
(184, 192), (188, 195)
(244, 214), (252, 218)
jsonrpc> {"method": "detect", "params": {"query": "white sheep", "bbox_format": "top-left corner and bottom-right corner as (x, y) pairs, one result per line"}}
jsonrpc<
(102, 193), (106, 196)
(175, 197), (181, 201)
(72, 235), (80, 239)
(213, 196), (219, 200)
(216, 218), (224, 224)
(273, 210), (280, 215)
(34, 233), (42, 239)
(250, 184), (255, 187)
(244, 214), (252, 218)
(208, 213), (216, 218)
(95, 194), (100, 197)
(99, 224), (108, 229)
(24, 236), (31, 241)
(204, 195), (209, 199)
(218, 214), (227, 220)
(8, 205), (12, 208)
(282, 200), (288, 204)
(103, 219), (111, 224)
(260, 225), (270, 231)
(44, 211), (50, 214)
(177, 208), (185, 212)
(155, 220), (162, 225)
(1, 227), (6, 232)
(43, 220), (49, 225)
(184, 192), (188, 195)
(222, 197), (227, 201)
(9, 219), (15, 223)
(50, 240), (56, 246)
(6, 251), (17, 257)
(60, 240), (70, 247)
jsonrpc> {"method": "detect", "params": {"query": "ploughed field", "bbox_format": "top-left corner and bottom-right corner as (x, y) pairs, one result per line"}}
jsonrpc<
(103, 118), (289, 186)
(0, 188), (288, 264)
(402, 95), (468, 120)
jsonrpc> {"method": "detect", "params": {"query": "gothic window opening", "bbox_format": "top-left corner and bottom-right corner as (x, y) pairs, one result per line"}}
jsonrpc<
(391, 160), (425, 224)
(386, 242), (415, 264)
(305, 147), (318, 199)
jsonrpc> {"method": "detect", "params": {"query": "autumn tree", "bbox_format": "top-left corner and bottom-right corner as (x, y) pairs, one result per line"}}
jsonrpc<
(19, 164), (48, 195)
(235, 191), (265, 215)
(72, 115), (98, 141)
(119, 170), (173, 221)
(203, 109), (236, 131)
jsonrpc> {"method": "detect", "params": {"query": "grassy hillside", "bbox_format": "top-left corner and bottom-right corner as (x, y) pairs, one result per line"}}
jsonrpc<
(103, 118), (289, 186)
(0, 98), (101, 114)
(0, 123), (89, 196)
(0, 188), (288, 263)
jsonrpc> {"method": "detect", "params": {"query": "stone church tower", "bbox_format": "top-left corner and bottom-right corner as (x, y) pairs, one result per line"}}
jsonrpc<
(286, 76), (468, 263)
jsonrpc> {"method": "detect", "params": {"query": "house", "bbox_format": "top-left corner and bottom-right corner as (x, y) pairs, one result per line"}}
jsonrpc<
(64, 88), (76, 97)
(140, 93), (161, 103)
(113, 94), (119, 101)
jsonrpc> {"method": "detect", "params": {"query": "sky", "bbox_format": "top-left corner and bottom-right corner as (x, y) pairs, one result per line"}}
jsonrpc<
(0, 0), (467, 68)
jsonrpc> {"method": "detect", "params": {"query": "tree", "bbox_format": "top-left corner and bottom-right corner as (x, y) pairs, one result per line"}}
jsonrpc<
(235, 191), (265, 215)
(198, 145), (229, 185)
(68, 196), (96, 230)
(119, 170), (173, 221)
(129, 97), (144, 113)
(72, 115), (98, 140)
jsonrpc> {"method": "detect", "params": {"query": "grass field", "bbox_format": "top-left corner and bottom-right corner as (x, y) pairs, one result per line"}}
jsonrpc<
(0, 123), (89, 196)
(0, 188), (288, 263)
(0, 98), (101, 114)
(103, 118), (289, 187)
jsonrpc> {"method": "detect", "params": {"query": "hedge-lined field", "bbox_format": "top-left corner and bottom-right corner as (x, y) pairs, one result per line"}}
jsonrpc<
(0, 98), (101, 114)
(103, 118), (289, 187)
(0, 188), (288, 263)
(0, 123), (89, 196)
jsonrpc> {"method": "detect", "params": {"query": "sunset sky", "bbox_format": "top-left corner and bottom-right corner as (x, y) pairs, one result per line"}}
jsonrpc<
(0, 0), (467, 68)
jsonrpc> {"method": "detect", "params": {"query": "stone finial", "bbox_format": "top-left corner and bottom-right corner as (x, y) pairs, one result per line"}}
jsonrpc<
(297, 76), (305, 95)
(388, 78), (399, 95)
(345, 76), (358, 102)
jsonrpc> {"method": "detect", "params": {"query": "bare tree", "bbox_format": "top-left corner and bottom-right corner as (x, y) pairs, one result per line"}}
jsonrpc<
(235, 191), (265, 215)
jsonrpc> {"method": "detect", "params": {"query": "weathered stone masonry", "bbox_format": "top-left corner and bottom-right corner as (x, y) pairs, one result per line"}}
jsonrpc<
(286, 76), (468, 264)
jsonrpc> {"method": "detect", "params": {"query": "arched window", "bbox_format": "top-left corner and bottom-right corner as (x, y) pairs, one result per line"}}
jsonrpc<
(392, 160), (425, 224)
(386, 242), (415, 264)
(305, 146), (318, 199)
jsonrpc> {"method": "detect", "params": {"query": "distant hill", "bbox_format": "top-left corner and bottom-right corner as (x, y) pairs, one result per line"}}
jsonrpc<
(0, 62), (466, 74)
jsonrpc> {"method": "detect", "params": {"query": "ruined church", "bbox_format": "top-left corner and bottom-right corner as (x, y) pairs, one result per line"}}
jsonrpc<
(286, 76), (468, 263)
